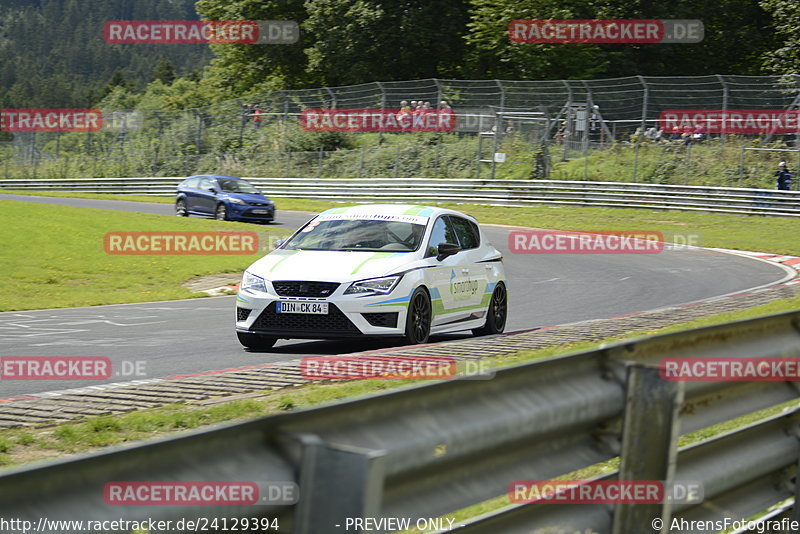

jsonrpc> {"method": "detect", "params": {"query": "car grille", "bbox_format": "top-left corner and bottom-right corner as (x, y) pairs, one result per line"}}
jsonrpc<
(272, 281), (340, 297)
(236, 307), (252, 321)
(249, 202), (271, 206)
(251, 303), (359, 334)
(362, 312), (399, 328)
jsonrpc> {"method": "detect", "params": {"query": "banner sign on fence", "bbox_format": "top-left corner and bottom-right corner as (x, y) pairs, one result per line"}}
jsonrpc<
(0, 109), (103, 132)
(508, 19), (703, 44)
(300, 108), (456, 133)
(660, 109), (800, 133)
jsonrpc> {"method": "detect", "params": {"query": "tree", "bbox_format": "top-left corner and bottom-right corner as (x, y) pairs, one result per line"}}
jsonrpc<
(304, 0), (471, 85)
(760, 0), (800, 74)
(152, 59), (177, 85)
(195, 0), (311, 96)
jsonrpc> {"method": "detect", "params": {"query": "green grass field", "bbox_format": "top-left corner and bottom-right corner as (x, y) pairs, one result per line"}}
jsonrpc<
(2, 191), (799, 312)
(0, 200), (291, 311)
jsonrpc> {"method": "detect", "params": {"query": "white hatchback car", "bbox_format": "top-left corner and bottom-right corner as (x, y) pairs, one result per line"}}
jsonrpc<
(235, 204), (507, 349)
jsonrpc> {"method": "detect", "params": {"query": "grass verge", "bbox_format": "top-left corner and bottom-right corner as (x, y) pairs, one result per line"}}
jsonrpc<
(4, 189), (799, 256)
(0, 200), (291, 311)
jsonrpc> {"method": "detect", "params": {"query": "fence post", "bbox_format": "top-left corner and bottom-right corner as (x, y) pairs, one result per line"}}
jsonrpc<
(716, 75), (728, 146)
(612, 364), (683, 534)
(291, 433), (386, 534)
(637, 76), (648, 135)
(739, 147), (746, 185)
(433, 78), (443, 108)
(324, 86), (336, 109)
(685, 142), (692, 185)
(317, 147), (324, 178)
(562, 80), (573, 162)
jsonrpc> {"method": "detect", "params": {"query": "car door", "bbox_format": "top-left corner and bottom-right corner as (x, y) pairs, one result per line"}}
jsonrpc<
(448, 215), (487, 311)
(194, 176), (218, 215)
(423, 215), (474, 326)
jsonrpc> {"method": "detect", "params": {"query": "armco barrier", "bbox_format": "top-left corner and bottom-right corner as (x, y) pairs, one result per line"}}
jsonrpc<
(2, 177), (800, 216)
(1, 310), (800, 533)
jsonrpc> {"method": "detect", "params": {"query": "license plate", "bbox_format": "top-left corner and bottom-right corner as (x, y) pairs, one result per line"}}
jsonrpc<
(276, 301), (328, 314)
(252, 209), (269, 214)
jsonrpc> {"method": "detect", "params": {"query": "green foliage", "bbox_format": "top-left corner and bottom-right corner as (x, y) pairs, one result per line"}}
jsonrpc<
(0, 0), (211, 108)
(760, 0), (800, 74)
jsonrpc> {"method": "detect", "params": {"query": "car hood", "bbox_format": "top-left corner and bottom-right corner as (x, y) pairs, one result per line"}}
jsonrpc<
(224, 192), (271, 202)
(248, 249), (418, 283)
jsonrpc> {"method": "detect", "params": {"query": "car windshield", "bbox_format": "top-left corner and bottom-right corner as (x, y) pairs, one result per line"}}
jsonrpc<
(285, 219), (426, 252)
(218, 179), (260, 194)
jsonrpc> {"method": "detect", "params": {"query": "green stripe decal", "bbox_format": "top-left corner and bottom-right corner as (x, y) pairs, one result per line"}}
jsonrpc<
(267, 250), (300, 272)
(351, 252), (399, 275)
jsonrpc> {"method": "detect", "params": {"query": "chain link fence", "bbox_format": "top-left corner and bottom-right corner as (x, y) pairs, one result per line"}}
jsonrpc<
(3, 74), (800, 189)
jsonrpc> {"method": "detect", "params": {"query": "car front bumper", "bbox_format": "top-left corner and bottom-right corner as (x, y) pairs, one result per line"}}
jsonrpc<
(235, 285), (412, 339)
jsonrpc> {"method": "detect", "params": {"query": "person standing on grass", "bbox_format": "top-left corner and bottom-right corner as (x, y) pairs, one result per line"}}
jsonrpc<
(775, 161), (793, 191)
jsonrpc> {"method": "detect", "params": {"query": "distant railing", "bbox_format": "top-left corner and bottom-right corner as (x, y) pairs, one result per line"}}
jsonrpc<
(2, 176), (799, 217)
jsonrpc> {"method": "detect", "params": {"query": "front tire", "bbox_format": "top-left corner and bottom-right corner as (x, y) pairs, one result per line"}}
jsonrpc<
(403, 287), (431, 345)
(473, 282), (507, 336)
(237, 332), (277, 350)
(215, 204), (228, 221)
(176, 199), (188, 216)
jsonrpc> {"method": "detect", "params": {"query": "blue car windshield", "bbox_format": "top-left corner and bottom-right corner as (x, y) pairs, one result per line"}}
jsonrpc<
(218, 179), (260, 194)
(285, 219), (426, 252)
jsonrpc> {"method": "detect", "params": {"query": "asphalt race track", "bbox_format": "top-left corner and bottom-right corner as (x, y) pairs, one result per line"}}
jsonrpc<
(0, 193), (793, 396)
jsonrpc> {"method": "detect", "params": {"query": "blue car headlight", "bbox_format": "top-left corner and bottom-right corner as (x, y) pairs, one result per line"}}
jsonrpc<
(241, 271), (268, 293)
(228, 197), (246, 205)
(344, 276), (401, 296)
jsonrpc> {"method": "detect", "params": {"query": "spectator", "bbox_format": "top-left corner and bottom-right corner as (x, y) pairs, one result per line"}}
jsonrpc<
(691, 127), (706, 143)
(681, 126), (693, 145)
(251, 104), (263, 128)
(396, 100), (412, 122)
(669, 126), (681, 141)
(242, 103), (252, 123)
(644, 127), (661, 142)
(775, 161), (793, 191)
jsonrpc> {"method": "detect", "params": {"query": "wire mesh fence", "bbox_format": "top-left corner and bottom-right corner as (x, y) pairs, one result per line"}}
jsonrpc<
(3, 74), (800, 189)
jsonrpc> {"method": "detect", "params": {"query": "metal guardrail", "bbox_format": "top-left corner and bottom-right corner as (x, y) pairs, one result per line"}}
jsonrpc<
(2, 177), (800, 217)
(2, 310), (800, 533)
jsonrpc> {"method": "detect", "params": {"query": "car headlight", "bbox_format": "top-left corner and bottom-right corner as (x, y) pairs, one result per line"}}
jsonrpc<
(228, 197), (246, 205)
(241, 271), (267, 293)
(344, 276), (401, 296)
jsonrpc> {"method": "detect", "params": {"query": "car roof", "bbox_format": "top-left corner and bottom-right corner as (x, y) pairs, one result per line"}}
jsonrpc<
(318, 204), (478, 223)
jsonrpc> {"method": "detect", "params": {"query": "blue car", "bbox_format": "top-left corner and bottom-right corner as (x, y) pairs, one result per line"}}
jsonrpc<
(175, 175), (275, 223)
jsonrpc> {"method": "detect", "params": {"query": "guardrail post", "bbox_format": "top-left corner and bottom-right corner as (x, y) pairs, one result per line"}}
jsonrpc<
(612, 364), (684, 534)
(291, 434), (386, 534)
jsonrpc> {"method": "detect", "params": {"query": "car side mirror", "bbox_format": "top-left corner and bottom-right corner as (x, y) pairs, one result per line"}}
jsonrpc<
(273, 238), (286, 249)
(204, 185), (217, 193)
(436, 242), (461, 261)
